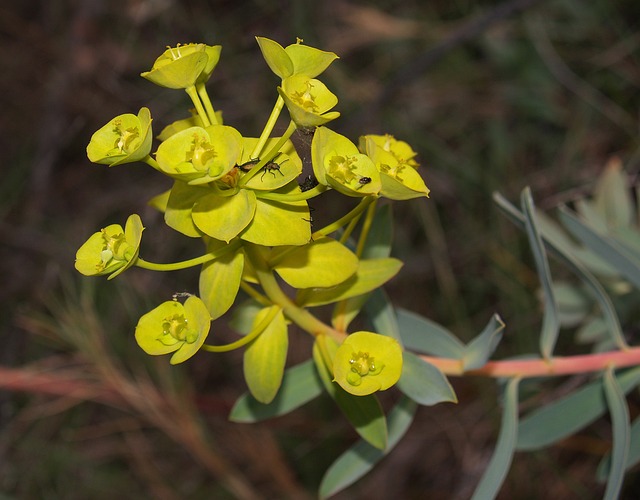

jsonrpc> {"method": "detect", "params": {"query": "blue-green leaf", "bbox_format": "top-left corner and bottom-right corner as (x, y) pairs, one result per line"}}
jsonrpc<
(602, 366), (630, 500)
(471, 377), (520, 500)
(494, 192), (628, 350)
(229, 359), (323, 422)
(397, 308), (465, 358)
(597, 415), (640, 482)
(363, 288), (402, 343)
(559, 206), (640, 291)
(312, 339), (387, 450)
(462, 314), (505, 371)
(319, 396), (417, 499)
(521, 188), (559, 359)
(517, 367), (640, 451)
(397, 351), (457, 406)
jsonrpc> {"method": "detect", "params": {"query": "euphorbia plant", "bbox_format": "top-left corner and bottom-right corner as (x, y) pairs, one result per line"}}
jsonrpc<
(76, 37), (640, 498)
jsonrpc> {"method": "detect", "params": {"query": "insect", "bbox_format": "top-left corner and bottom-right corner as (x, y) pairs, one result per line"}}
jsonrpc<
(299, 175), (319, 192)
(358, 176), (372, 185)
(237, 154), (287, 181)
(172, 291), (192, 301)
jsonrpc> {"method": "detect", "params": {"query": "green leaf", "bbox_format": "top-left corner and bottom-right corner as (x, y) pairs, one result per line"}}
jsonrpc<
(319, 396), (417, 499)
(593, 158), (633, 230)
(199, 241), (244, 320)
(240, 185), (311, 246)
(255, 36), (293, 79)
(517, 367), (640, 451)
(285, 42), (339, 79)
(397, 351), (457, 406)
(243, 307), (288, 404)
(229, 360), (323, 422)
(602, 366), (630, 500)
(462, 314), (505, 370)
(164, 181), (206, 238)
(396, 308), (465, 358)
(471, 377), (520, 500)
(273, 237), (358, 288)
(559, 206), (640, 290)
(312, 338), (387, 449)
(494, 192), (628, 350)
(297, 258), (403, 307)
(598, 415), (640, 482)
(521, 188), (559, 359)
(363, 288), (402, 344)
(193, 190), (257, 243)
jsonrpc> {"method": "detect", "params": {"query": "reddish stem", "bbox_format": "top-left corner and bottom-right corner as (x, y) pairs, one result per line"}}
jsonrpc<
(421, 346), (640, 377)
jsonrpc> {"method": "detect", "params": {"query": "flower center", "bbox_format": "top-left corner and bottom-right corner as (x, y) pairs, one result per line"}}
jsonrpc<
(328, 155), (357, 183)
(291, 81), (319, 112)
(97, 230), (130, 272)
(112, 120), (140, 154)
(159, 314), (198, 345)
(187, 133), (217, 172)
(347, 351), (384, 386)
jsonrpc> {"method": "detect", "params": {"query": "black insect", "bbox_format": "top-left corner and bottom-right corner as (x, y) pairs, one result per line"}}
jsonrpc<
(236, 155), (287, 181)
(358, 176), (372, 185)
(299, 175), (319, 192)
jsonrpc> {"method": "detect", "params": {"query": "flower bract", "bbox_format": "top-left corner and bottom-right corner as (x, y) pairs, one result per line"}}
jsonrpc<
(86, 108), (153, 166)
(279, 75), (340, 127)
(141, 43), (219, 89)
(333, 331), (403, 396)
(135, 295), (212, 364)
(75, 214), (144, 279)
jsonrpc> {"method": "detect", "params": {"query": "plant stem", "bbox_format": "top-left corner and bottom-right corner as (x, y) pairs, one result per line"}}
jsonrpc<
(185, 85), (211, 127)
(421, 347), (640, 378)
(314, 196), (377, 239)
(135, 241), (241, 272)
(243, 243), (344, 342)
(250, 95), (285, 160)
(196, 82), (218, 125)
(201, 305), (281, 352)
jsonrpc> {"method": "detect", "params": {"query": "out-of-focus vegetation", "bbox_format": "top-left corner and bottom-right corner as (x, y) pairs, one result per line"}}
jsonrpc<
(1, 0), (639, 497)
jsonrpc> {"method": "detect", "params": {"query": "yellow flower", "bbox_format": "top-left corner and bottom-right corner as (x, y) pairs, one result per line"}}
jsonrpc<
(333, 331), (403, 396)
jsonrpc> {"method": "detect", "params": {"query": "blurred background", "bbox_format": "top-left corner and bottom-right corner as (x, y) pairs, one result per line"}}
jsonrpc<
(1, 0), (639, 498)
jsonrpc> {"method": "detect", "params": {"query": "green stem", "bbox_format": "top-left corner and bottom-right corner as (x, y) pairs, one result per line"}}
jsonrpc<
(142, 155), (162, 172)
(255, 183), (327, 202)
(185, 85), (211, 127)
(355, 198), (378, 257)
(195, 82), (218, 125)
(135, 241), (241, 272)
(243, 243), (344, 342)
(201, 305), (281, 353)
(314, 196), (377, 239)
(250, 95), (285, 160)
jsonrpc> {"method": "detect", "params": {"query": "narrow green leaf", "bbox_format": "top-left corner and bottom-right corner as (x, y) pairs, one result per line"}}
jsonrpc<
(494, 192), (628, 350)
(363, 288), (402, 343)
(396, 308), (465, 358)
(602, 366), (630, 500)
(462, 314), (505, 371)
(598, 416), (640, 481)
(361, 204), (393, 260)
(297, 258), (403, 307)
(517, 367), (640, 451)
(243, 307), (288, 404)
(319, 396), (417, 499)
(312, 339), (388, 450)
(559, 206), (640, 290)
(397, 352), (457, 406)
(593, 158), (633, 229)
(471, 377), (520, 500)
(521, 188), (559, 359)
(229, 360), (323, 422)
